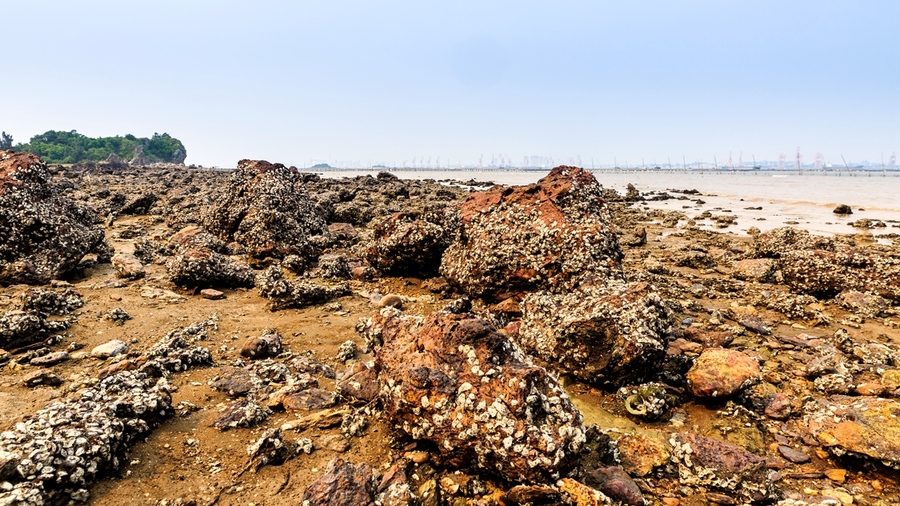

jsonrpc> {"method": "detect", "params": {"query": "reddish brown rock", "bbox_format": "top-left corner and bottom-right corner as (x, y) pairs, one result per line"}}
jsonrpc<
(670, 432), (776, 503)
(835, 290), (890, 318)
(0, 152), (109, 285)
(440, 166), (623, 301)
(808, 395), (900, 469)
(686, 348), (761, 398)
(585, 466), (644, 506)
(200, 288), (225, 300)
(516, 282), (670, 386)
(338, 361), (379, 404)
(240, 329), (283, 359)
(363, 308), (585, 483)
(302, 458), (377, 506)
(683, 327), (733, 348)
(111, 253), (145, 280)
(615, 432), (671, 477)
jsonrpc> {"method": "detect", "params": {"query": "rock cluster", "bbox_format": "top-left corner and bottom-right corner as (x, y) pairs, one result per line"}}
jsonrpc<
(363, 209), (457, 277)
(0, 152), (109, 285)
(255, 266), (350, 311)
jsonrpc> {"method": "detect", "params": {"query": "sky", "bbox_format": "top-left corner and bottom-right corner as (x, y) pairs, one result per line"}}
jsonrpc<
(3, 1), (898, 168)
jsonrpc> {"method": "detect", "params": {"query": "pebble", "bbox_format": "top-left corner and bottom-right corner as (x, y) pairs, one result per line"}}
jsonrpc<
(200, 288), (225, 300)
(778, 445), (811, 464)
(29, 351), (70, 367)
(91, 340), (128, 358)
(378, 293), (403, 309)
(825, 468), (847, 483)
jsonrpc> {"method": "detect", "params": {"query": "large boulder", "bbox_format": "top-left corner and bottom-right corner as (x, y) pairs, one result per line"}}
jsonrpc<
(202, 159), (326, 259)
(0, 152), (108, 285)
(363, 308), (585, 483)
(780, 248), (900, 300)
(807, 395), (900, 469)
(670, 432), (777, 504)
(440, 166), (623, 301)
(363, 209), (457, 277)
(514, 282), (670, 387)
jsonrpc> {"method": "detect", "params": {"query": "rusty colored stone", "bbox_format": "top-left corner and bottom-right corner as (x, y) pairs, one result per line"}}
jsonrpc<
(686, 348), (761, 398)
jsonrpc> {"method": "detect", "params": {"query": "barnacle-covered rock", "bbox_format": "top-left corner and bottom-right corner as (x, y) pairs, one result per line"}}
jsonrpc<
(202, 159), (326, 259)
(364, 209), (457, 277)
(0, 370), (174, 505)
(19, 287), (84, 315)
(806, 395), (900, 469)
(240, 328), (283, 359)
(0, 310), (71, 350)
(515, 282), (670, 387)
(302, 457), (378, 506)
(212, 398), (271, 431)
(366, 308), (585, 483)
(0, 151), (108, 285)
(256, 266), (350, 311)
(165, 247), (256, 289)
(780, 248), (900, 300)
(440, 166), (623, 301)
(670, 432), (777, 503)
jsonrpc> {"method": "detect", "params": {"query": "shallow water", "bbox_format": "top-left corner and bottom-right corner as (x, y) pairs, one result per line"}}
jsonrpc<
(322, 169), (900, 238)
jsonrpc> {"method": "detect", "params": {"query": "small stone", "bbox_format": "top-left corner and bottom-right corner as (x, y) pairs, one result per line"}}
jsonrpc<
(825, 468), (847, 483)
(29, 351), (69, 367)
(378, 294), (403, 309)
(201, 288), (225, 300)
(855, 382), (885, 396)
(778, 445), (811, 464)
(407, 451), (429, 464)
(833, 204), (853, 215)
(91, 340), (128, 358)
(23, 369), (63, 387)
(240, 329), (283, 359)
(112, 253), (145, 279)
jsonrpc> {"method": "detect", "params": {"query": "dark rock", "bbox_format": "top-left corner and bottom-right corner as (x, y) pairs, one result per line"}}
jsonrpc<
(316, 253), (352, 280)
(585, 466), (644, 506)
(246, 428), (296, 472)
(20, 287), (84, 315)
(364, 209), (456, 277)
(441, 166), (623, 301)
(777, 445), (810, 464)
(166, 247), (255, 289)
(209, 366), (256, 397)
(302, 458), (377, 506)
(670, 432), (776, 503)
(240, 329), (283, 359)
(0, 310), (71, 350)
(833, 204), (853, 215)
(23, 369), (63, 387)
(202, 159), (326, 259)
(118, 192), (158, 215)
(0, 152), (108, 285)
(256, 266), (350, 310)
(363, 308), (585, 483)
(289, 356), (336, 379)
(515, 282), (670, 387)
(212, 398), (271, 431)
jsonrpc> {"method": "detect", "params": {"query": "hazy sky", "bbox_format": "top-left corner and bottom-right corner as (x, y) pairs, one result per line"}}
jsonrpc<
(4, 1), (898, 167)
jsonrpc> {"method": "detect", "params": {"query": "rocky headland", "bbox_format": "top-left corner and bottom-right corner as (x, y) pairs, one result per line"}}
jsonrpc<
(1, 150), (900, 505)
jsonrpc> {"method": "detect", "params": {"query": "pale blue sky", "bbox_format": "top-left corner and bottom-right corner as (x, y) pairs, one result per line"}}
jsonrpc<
(4, 1), (898, 167)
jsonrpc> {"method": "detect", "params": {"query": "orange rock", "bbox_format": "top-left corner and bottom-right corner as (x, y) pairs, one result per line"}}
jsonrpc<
(686, 348), (761, 398)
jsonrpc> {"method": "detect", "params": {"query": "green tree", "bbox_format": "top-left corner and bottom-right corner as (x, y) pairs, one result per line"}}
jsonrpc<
(0, 131), (13, 150)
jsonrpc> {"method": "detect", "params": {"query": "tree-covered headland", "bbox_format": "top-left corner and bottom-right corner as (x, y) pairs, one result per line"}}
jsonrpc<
(11, 130), (186, 165)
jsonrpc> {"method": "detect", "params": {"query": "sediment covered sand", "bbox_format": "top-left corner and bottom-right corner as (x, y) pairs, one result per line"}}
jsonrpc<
(2, 151), (900, 505)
